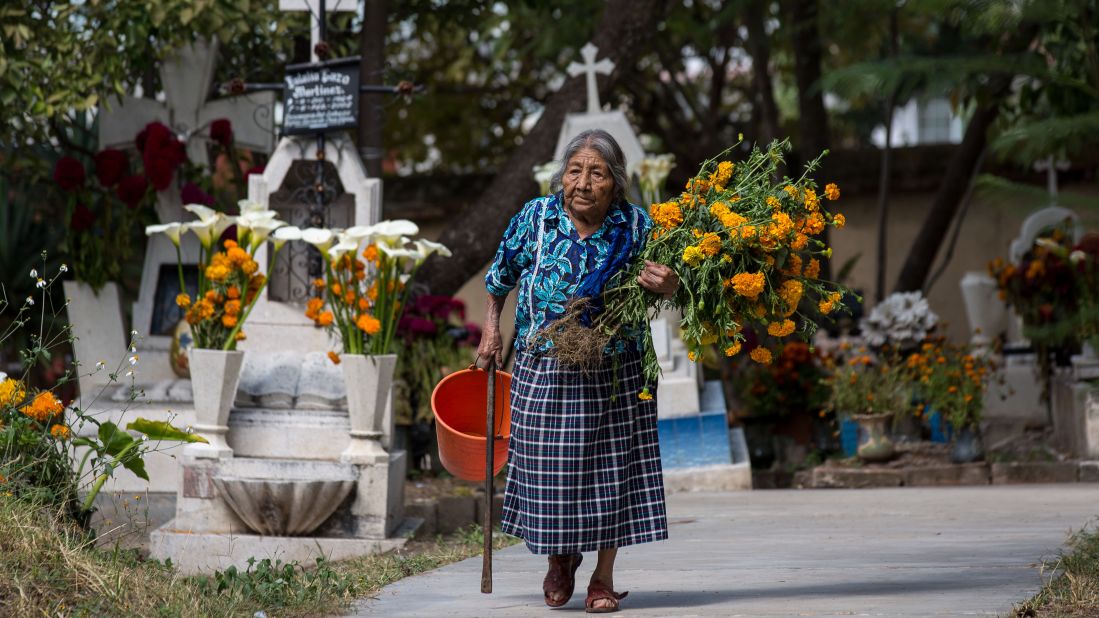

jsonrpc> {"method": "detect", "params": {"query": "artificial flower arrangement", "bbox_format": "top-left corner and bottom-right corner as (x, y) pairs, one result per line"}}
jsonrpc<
(146, 201), (301, 350)
(860, 291), (939, 351)
(393, 295), (481, 424)
(301, 220), (451, 357)
(535, 138), (850, 398)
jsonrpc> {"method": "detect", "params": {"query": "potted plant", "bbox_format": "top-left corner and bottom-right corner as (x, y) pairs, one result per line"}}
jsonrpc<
(146, 201), (298, 458)
(825, 349), (910, 462)
(906, 339), (996, 463)
(302, 221), (450, 463)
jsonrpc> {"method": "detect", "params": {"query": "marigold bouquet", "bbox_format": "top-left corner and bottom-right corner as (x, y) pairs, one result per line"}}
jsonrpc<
(302, 220), (451, 357)
(903, 339), (995, 431)
(824, 348), (910, 417)
(538, 139), (850, 396)
(147, 201), (299, 350)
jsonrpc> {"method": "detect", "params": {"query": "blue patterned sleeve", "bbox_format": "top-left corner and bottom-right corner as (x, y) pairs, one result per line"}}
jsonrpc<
(630, 204), (654, 260)
(485, 199), (539, 297)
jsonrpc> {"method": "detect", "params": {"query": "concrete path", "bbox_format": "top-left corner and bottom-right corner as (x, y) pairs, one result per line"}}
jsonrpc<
(354, 485), (1099, 617)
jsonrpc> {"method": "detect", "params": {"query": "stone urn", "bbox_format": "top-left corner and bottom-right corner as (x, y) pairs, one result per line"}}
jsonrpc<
(341, 353), (397, 464)
(853, 414), (895, 462)
(62, 280), (127, 399)
(186, 348), (244, 459)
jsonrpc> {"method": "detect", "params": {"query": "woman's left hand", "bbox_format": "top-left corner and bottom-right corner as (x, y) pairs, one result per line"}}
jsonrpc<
(637, 260), (680, 297)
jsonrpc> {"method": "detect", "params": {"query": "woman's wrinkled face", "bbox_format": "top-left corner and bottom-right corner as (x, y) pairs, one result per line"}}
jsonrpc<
(562, 147), (615, 221)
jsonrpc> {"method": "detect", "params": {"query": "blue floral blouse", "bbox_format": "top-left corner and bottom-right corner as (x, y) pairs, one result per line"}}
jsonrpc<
(485, 192), (653, 354)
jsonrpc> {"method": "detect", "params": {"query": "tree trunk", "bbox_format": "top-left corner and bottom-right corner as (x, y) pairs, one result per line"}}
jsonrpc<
(416, 0), (666, 296)
(786, 0), (832, 281)
(892, 101), (1000, 293)
(745, 1), (780, 146)
(358, 0), (387, 178)
(875, 8), (900, 303)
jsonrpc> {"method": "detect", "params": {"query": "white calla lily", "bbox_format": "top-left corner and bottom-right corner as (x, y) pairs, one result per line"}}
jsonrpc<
(413, 238), (452, 260)
(271, 226), (303, 250)
(328, 240), (361, 261)
(301, 228), (335, 253)
(370, 220), (419, 246)
(244, 218), (287, 247)
(379, 243), (425, 262)
(343, 225), (376, 243)
(237, 199), (268, 216)
(185, 214), (236, 249)
(145, 222), (185, 247)
(184, 203), (219, 223)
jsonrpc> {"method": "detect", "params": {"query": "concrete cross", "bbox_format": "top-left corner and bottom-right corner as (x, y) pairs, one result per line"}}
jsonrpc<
(279, 0), (358, 63)
(1033, 156), (1071, 206)
(567, 43), (615, 114)
(97, 38), (276, 221)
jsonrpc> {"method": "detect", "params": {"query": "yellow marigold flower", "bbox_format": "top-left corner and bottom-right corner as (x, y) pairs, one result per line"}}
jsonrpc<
(730, 272), (766, 299)
(753, 303), (767, 317)
(825, 183), (840, 200)
(0, 378), (26, 407)
(687, 351), (698, 362)
(710, 161), (734, 186)
(241, 259), (259, 276)
(176, 293), (191, 308)
(227, 247), (250, 266)
(803, 188), (820, 210)
(650, 202), (684, 229)
(327, 351), (341, 365)
(699, 232), (722, 257)
(21, 391), (63, 422)
(779, 279), (804, 315)
(783, 185), (800, 200)
(819, 299), (836, 315)
(750, 347), (773, 365)
(692, 228), (704, 238)
(804, 258), (821, 279)
(724, 342), (742, 357)
(317, 311), (335, 327)
(770, 211), (794, 237)
(682, 245), (705, 267)
(721, 254), (732, 263)
(637, 388), (653, 401)
(802, 212), (826, 235)
(782, 254), (803, 276)
(833, 213), (846, 228)
(356, 313), (382, 335)
(197, 299), (215, 320)
(205, 263), (231, 282)
(767, 319), (796, 337)
(766, 196), (781, 210)
(50, 424), (71, 440)
(739, 225), (756, 240)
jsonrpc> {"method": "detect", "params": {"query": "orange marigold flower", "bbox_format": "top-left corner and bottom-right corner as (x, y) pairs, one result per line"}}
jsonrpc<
(730, 272), (766, 299)
(363, 244), (380, 264)
(765, 196), (781, 210)
(227, 247), (250, 265)
(804, 258), (821, 279)
(650, 202), (684, 229)
(767, 319), (796, 337)
(825, 183), (840, 200)
(750, 347), (773, 365)
(637, 388), (653, 401)
(328, 351), (341, 365)
(791, 233), (809, 251)
(356, 313), (382, 335)
(331, 283), (342, 296)
(235, 331), (247, 341)
(358, 297), (370, 311)
(833, 213), (846, 228)
(778, 279), (804, 315)
(803, 188), (820, 210)
(305, 297), (324, 319)
(313, 278), (326, 289)
(21, 391), (63, 422)
(176, 293), (191, 308)
(724, 342), (742, 357)
(50, 424), (71, 440)
(739, 225), (756, 240)
(782, 254), (803, 276)
(224, 239), (238, 249)
(226, 285), (241, 300)
(344, 290), (356, 305)
(205, 263), (231, 282)
(802, 212), (826, 235)
(699, 232), (722, 257)
(222, 315), (238, 328)
(241, 259), (259, 276)
(317, 311), (335, 327)
(224, 300), (242, 317)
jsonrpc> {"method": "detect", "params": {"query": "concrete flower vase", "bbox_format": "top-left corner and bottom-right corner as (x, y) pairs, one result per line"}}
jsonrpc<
(341, 353), (397, 464)
(187, 348), (245, 459)
(853, 414), (895, 462)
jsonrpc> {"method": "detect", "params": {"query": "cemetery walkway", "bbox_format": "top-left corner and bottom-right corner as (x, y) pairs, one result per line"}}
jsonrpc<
(352, 484), (1099, 617)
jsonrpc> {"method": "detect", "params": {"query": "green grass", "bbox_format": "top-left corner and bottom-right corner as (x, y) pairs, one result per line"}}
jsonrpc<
(1013, 522), (1099, 617)
(0, 493), (517, 617)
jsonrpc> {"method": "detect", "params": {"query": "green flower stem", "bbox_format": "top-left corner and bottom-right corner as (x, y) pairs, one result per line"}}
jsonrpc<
(81, 439), (140, 512)
(175, 243), (186, 295)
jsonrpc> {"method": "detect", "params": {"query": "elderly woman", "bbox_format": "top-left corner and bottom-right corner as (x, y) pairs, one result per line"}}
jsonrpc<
(477, 129), (678, 613)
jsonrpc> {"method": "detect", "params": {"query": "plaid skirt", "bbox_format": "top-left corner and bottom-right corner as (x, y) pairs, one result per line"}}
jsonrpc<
(500, 349), (669, 554)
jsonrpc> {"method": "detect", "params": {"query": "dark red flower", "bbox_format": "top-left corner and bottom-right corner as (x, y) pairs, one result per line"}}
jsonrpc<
(116, 174), (149, 209)
(246, 165), (266, 176)
(70, 203), (95, 231)
(141, 122), (187, 190)
(53, 156), (86, 191)
(93, 149), (129, 187)
(209, 119), (233, 147)
(180, 182), (214, 206)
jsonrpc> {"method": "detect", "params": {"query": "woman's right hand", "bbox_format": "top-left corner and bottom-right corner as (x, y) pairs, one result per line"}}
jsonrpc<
(476, 325), (503, 370)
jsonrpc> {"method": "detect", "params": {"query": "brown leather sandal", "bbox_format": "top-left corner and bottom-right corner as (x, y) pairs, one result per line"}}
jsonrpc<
(585, 582), (628, 613)
(543, 553), (583, 607)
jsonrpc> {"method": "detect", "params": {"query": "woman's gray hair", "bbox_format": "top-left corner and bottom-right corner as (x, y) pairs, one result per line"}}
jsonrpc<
(550, 129), (629, 202)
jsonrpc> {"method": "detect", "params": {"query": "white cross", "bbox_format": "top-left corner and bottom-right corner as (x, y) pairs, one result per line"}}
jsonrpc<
(567, 43), (615, 114)
(97, 38), (276, 222)
(279, 0), (358, 63)
(1033, 156), (1071, 205)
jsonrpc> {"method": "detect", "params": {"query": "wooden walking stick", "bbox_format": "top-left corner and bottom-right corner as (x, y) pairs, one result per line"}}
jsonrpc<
(481, 357), (496, 594)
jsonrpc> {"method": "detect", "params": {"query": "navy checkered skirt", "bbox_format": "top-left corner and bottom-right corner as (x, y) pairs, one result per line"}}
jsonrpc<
(500, 349), (669, 554)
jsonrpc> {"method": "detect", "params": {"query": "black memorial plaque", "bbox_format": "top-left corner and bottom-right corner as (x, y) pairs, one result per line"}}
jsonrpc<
(283, 56), (360, 135)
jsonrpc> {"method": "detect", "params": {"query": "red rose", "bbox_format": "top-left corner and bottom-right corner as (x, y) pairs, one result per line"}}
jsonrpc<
(180, 182), (214, 206)
(54, 156), (86, 191)
(94, 149), (129, 187)
(209, 118), (233, 147)
(70, 203), (95, 231)
(116, 174), (149, 209)
(141, 122), (187, 190)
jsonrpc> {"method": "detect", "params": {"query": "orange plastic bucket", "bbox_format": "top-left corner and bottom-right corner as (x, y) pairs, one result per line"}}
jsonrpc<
(431, 368), (512, 481)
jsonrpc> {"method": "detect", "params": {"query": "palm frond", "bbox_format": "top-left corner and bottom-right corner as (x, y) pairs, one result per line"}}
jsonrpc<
(991, 111), (1099, 162)
(973, 174), (1097, 214)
